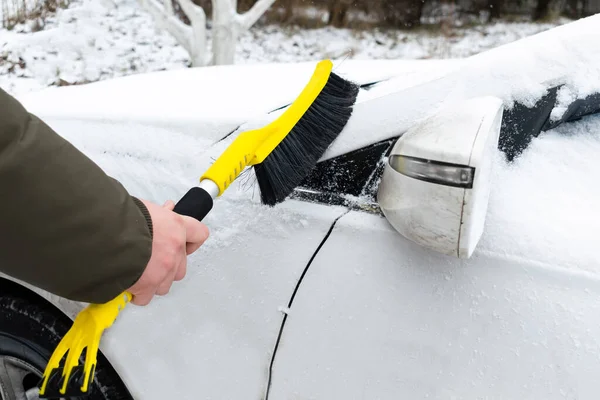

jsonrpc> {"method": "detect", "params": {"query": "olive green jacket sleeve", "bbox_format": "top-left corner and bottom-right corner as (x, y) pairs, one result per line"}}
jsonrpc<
(0, 87), (153, 304)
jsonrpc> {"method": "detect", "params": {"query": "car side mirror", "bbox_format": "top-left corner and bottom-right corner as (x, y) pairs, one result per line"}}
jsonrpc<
(377, 96), (504, 258)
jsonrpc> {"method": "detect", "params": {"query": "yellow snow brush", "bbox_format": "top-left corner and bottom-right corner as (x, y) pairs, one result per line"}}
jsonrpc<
(38, 59), (359, 398)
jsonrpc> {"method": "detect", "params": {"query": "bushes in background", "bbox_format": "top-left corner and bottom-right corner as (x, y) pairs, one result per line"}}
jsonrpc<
(234, 0), (598, 28)
(1, 0), (69, 29)
(3, 0), (598, 31)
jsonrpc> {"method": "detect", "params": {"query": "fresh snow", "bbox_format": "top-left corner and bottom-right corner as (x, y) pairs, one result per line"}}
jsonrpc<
(1, 0), (569, 98)
(1, 0), (190, 96)
(17, 58), (462, 144)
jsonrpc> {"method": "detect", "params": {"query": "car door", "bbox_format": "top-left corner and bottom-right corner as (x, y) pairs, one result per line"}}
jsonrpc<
(266, 113), (600, 400)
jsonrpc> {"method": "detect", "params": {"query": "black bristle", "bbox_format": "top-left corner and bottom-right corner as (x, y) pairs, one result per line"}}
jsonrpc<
(253, 72), (360, 206)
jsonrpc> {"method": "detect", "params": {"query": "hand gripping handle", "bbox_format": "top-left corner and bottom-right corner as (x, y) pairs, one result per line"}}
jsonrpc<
(40, 183), (218, 398)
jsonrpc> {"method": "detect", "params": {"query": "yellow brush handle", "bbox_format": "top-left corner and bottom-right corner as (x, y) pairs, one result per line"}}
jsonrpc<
(83, 291), (132, 326)
(201, 59), (333, 196)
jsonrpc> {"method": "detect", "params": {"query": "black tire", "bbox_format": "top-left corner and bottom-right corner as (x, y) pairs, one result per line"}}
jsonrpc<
(0, 289), (133, 400)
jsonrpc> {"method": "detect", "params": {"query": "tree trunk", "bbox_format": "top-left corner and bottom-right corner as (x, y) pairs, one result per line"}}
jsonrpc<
(211, 0), (238, 65)
(281, 0), (293, 23)
(190, 18), (209, 65)
(328, 0), (352, 28)
(178, 0), (211, 66)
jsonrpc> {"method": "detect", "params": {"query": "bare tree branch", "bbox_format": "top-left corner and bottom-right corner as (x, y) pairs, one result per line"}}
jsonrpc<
(140, 0), (275, 66)
(138, 0), (212, 66)
(237, 0), (276, 29)
(137, 0), (192, 53)
(178, 0), (206, 22)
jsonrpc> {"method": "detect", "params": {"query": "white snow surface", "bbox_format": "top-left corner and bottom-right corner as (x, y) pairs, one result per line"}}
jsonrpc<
(1, 0), (568, 97)
(16, 58), (462, 143)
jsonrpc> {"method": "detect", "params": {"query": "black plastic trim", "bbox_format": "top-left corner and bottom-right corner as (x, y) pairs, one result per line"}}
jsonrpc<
(173, 187), (214, 222)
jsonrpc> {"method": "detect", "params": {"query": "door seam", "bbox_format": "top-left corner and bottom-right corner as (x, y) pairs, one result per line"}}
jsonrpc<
(263, 209), (350, 400)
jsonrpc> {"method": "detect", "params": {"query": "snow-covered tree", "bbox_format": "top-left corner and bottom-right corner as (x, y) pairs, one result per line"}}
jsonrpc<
(138, 0), (276, 67)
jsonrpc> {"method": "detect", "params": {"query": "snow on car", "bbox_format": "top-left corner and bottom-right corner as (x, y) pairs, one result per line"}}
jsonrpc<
(1, 13), (599, 400)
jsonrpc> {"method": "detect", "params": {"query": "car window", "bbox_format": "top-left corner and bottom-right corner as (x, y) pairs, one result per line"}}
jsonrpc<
(500, 84), (600, 161)
(291, 139), (395, 213)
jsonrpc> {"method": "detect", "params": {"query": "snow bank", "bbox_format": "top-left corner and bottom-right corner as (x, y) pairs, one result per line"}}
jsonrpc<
(0, 0), (189, 95)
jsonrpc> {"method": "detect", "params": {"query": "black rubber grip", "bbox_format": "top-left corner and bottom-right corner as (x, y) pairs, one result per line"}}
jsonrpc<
(173, 187), (214, 222)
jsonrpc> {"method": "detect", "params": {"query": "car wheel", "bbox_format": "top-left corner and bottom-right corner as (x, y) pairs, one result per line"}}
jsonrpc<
(0, 290), (132, 400)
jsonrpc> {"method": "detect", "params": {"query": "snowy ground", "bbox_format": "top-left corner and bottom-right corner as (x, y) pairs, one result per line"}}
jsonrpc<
(0, 0), (569, 97)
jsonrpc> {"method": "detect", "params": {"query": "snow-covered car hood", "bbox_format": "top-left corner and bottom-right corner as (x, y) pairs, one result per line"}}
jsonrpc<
(16, 58), (462, 143)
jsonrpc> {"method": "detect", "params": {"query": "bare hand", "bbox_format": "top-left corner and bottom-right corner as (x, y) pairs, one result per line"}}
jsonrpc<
(127, 199), (209, 306)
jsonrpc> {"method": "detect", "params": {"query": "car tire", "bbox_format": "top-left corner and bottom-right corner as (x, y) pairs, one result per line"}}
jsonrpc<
(0, 290), (132, 400)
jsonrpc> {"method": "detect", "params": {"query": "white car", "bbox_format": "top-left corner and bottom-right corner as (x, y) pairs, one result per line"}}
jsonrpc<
(1, 14), (600, 400)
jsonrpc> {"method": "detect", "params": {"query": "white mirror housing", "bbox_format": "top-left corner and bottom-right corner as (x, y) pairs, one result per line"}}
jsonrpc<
(377, 96), (504, 258)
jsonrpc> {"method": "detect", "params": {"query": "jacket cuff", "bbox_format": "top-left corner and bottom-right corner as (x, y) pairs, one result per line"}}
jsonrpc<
(131, 197), (153, 239)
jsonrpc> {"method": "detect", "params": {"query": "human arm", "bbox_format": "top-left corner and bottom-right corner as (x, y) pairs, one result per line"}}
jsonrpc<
(0, 87), (208, 305)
